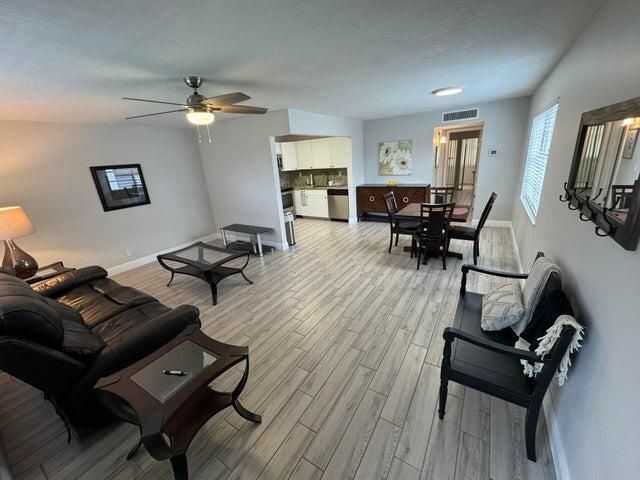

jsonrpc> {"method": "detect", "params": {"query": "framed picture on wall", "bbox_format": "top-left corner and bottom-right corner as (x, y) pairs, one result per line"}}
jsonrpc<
(378, 139), (413, 175)
(622, 127), (638, 159)
(90, 164), (151, 212)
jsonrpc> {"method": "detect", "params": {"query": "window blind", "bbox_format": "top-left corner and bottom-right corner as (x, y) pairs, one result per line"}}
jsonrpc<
(520, 102), (559, 223)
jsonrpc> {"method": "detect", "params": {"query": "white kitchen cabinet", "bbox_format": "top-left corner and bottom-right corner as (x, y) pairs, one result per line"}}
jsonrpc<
(293, 189), (303, 216)
(280, 142), (298, 171)
(311, 138), (332, 169)
(297, 189), (328, 218)
(296, 140), (313, 170)
(310, 193), (329, 217)
(330, 137), (351, 168)
(301, 189), (328, 218)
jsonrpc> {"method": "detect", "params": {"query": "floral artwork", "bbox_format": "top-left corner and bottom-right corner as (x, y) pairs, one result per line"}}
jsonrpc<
(378, 140), (412, 175)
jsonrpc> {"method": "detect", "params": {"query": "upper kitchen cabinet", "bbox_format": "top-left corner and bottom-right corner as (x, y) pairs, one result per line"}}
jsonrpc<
(280, 142), (298, 171)
(280, 136), (351, 171)
(296, 140), (314, 169)
(330, 137), (351, 168)
(311, 138), (332, 169)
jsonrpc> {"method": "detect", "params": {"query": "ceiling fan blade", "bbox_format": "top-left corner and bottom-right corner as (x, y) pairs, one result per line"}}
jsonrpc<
(123, 97), (187, 107)
(202, 92), (251, 107)
(219, 105), (268, 114)
(125, 109), (186, 120)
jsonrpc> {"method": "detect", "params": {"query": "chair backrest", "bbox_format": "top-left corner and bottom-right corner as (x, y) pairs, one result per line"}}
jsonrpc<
(475, 192), (497, 234)
(418, 202), (455, 240)
(429, 186), (455, 204)
(383, 191), (398, 225)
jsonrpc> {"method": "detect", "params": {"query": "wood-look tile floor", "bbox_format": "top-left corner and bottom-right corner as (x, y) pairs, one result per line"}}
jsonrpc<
(0, 219), (556, 480)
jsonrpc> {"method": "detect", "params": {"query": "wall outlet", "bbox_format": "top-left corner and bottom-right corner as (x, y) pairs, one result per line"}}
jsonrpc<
(126, 248), (134, 257)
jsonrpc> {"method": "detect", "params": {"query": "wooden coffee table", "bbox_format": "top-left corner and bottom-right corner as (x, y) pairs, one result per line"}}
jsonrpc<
(157, 242), (252, 305)
(94, 325), (261, 480)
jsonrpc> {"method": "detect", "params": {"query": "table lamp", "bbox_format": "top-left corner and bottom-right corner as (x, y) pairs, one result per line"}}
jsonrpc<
(0, 206), (38, 279)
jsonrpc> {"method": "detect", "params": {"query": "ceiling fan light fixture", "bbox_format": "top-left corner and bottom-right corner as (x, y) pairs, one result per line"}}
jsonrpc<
(432, 86), (464, 97)
(186, 109), (215, 125)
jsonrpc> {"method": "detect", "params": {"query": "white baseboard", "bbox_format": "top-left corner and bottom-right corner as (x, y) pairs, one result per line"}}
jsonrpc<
(543, 392), (571, 480)
(507, 222), (570, 480)
(471, 218), (513, 228)
(509, 223), (524, 272)
(107, 233), (216, 276)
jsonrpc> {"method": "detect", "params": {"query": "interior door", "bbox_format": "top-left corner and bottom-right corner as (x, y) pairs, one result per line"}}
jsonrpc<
(448, 131), (480, 190)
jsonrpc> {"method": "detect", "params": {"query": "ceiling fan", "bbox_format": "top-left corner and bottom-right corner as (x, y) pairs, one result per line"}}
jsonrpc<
(123, 76), (268, 141)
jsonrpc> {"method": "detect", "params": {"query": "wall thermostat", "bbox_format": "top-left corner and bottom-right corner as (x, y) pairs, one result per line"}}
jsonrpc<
(488, 148), (499, 156)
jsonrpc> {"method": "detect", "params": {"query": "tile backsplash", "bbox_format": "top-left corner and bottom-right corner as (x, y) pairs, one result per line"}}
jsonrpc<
(280, 168), (348, 188)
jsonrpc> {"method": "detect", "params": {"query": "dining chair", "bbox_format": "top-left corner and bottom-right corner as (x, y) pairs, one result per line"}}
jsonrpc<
(448, 192), (497, 265)
(413, 202), (455, 270)
(383, 192), (420, 253)
(428, 186), (455, 204)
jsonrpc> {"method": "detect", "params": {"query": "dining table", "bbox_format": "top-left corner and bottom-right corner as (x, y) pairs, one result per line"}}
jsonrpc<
(396, 202), (471, 259)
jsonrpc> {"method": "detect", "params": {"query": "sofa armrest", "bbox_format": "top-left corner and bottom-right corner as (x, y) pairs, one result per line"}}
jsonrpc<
(460, 264), (529, 295)
(32, 266), (108, 298)
(0, 336), (85, 399)
(105, 305), (201, 370)
(69, 305), (200, 405)
(442, 327), (545, 364)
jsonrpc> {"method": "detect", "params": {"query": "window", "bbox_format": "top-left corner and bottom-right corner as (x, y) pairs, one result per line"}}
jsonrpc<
(520, 102), (559, 223)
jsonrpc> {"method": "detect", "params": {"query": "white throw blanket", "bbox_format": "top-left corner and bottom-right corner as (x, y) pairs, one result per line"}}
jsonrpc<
(514, 315), (584, 386)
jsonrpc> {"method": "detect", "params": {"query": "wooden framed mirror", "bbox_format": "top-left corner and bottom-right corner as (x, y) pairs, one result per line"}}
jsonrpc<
(564, 96), (640, 250)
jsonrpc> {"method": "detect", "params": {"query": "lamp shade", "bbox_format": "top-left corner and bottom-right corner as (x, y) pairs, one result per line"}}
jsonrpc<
(0, 206), (35, 240)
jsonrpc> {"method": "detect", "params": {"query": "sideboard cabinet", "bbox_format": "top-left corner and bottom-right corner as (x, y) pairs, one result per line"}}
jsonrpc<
(356, 184), (430, 219)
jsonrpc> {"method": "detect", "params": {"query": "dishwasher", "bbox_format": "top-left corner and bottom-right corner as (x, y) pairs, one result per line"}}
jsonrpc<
(327, 189), (349, 221)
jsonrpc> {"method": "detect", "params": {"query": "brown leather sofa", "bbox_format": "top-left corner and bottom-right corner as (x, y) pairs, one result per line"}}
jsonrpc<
(0, 266), (200, 428)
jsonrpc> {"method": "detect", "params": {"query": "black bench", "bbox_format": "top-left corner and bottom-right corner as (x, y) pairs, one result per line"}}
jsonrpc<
(437, 254), (576, 461)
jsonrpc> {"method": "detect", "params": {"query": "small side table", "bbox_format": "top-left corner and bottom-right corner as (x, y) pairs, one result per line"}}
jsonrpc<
(220, 224), (274, 256)
(94, 325), (261, 480)
(25, 261), (75, 285)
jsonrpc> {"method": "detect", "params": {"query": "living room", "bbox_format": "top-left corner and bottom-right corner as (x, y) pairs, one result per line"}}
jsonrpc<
(1, 1), (639, 479)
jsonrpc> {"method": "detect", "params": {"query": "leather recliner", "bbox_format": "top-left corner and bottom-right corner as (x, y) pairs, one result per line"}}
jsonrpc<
(0, 266), (200, 426)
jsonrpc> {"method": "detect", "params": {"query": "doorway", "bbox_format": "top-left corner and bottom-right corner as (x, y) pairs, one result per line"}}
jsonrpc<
(433, 125), (483, 217)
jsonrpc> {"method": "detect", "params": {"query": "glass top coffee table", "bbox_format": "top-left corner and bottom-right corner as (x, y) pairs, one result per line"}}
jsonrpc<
(95, 325), (261, 480)
(157, 242), (252, 305)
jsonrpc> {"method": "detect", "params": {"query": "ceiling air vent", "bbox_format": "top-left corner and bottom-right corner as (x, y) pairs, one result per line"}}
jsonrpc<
(442, 108), (479, 123)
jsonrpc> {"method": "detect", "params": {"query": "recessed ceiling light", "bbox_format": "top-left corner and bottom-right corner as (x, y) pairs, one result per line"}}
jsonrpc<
(432, 86), (464, 97)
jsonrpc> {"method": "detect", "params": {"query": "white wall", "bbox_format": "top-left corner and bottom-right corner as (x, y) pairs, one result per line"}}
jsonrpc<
(0, 121), (213, 269)
(363, 97), (531, 221)
(288, 110), (364, 222)
(510, 1), (640, 478)
(198, 110), (291, 248)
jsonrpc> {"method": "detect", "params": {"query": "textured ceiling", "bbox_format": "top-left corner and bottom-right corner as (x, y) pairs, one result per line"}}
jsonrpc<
(0, 0), (604, 126)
